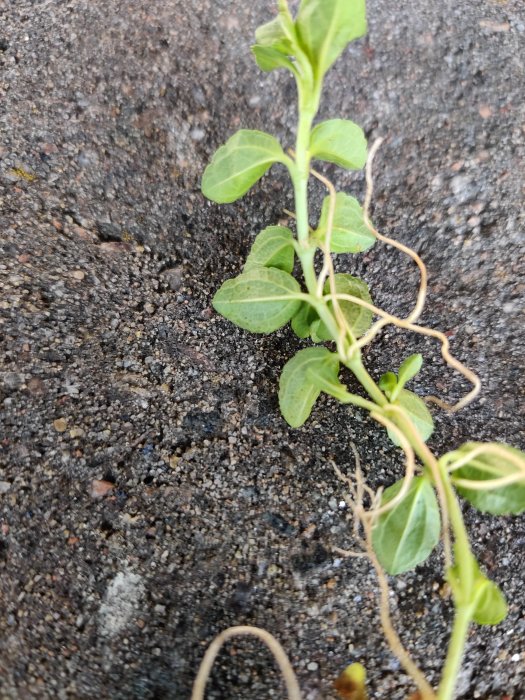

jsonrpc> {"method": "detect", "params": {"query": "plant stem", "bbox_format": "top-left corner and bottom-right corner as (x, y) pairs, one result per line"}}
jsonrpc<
(294, 106), (314, 248)
(436, 465), (476, 700)
(293, 103), (322, 302)
(293, 84), (345, 346)
(345, 354), (388, 407)
(437, 605), (472, 700)
(291, 81), (477, 700)
(340, 393), (380, 413)
(439, 465), (475, 594)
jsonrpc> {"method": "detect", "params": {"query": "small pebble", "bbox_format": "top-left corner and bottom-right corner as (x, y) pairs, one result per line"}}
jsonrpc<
(69, 427), (85, 438)
(479, 104), (493, 119)
(53, 418), (68, 433)
(27, 377), (45, 396)
(90, 480), (114, 499)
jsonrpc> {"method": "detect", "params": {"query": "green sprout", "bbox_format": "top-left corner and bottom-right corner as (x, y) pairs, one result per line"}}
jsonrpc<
(194, 1), (525, 698)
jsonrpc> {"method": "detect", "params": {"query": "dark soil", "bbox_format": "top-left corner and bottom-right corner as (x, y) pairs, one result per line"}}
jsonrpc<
(0, 0), (524, 698)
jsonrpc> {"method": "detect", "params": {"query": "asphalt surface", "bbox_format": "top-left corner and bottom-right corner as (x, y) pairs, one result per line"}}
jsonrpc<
(0, 0), (524, 698)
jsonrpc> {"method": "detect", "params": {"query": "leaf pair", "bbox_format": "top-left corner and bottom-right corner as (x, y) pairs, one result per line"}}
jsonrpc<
(213, 240), (374, 346)
(252, 0), (367, 82)
(212, 225), (300, 334)
(441, 442), (525, 515)
(291, 273), (373, 344)
(201, 120), (368, 206)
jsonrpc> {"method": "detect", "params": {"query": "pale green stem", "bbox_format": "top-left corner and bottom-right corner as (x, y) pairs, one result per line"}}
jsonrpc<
(339, 393), (379, 413)
(436, 464), (476, 700)
(293, 85), (316, 248)
(437, 606), (472, 700)
(345, 354), (388, 407)
(293, 101), (319, 295)
(439, 464), (475, 595)
(292, 80), (345, 346)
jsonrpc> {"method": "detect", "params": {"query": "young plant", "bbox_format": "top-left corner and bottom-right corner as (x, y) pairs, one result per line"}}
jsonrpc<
(197, 1), (525, 698)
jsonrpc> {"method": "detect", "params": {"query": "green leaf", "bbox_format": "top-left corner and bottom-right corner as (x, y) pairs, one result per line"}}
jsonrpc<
(295, 0), (367, 77)
(390, 353), (423, 401)
(252, 12), (299, 74)
(202, 130), (287, 204)
(387, 389), (434, 446)
(372, 476), (441, 575)
(316, 273), (373, 341)
(290, 302), (318, 339)
(397, 354), (423, 389)
(443, 442), (525, 515)
(378, 372), (397, 398)
(252, 45), (296, 74)
(472, 577), (508, 626)
(316, 193), (376, 254)
(279, 347), (339, 427)
(244, 226), (295, 274)
(306, 366), (353, 403)
(447, 552), (508, 625)
(212, 267), (301, 334)
(255, 16), (293, 53)
(308, 320), (326, 344)
(310, 119), (367, 170)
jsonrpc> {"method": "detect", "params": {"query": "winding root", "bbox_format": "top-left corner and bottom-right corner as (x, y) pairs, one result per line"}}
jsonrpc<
(312, 138), (481, 413)
(328, 289), (481, 413)
(310, 167), (354, 358)
(363, 138), (428, 326)
(191, 625), (302, 700)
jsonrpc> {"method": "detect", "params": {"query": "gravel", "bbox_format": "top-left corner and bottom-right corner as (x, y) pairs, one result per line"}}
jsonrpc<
(0, 0), (524, 698)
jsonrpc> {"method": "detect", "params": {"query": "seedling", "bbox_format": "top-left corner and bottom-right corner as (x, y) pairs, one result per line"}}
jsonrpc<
(195, 1), (525, 698)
